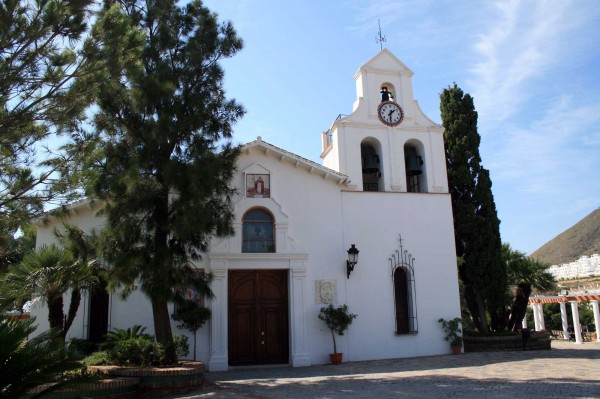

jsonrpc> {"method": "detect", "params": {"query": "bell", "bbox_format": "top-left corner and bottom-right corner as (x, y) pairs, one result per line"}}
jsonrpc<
(361, 145), (380, 174)
(405, 147), (423, 176)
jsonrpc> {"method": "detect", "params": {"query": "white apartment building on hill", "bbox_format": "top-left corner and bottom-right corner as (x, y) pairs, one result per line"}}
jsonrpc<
(548, 254), (600, 281)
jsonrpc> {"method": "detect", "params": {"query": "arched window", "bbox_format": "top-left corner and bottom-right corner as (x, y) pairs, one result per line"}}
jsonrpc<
(390, 236), (418, 334)
(242, 209), (275, 253)
(394, 268), (411, 334)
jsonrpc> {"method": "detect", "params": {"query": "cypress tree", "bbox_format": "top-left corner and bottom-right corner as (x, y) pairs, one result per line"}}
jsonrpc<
(440, 84), (506, 333)
(86, 0), (244, 363)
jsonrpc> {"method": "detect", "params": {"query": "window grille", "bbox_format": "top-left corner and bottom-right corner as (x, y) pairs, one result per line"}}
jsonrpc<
(389, 235), (418, 334)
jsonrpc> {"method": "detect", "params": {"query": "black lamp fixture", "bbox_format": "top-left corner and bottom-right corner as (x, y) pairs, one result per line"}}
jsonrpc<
(346, 244), (359, 279)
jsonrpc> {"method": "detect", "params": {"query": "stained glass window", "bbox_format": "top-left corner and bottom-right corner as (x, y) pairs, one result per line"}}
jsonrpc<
(242, 209), (275, 253)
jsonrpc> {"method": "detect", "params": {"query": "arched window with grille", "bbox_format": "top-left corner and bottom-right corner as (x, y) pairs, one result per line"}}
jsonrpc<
(394, 268), (411, 333)
(242, 208), (275, 253)
(390, 236), (418, 334)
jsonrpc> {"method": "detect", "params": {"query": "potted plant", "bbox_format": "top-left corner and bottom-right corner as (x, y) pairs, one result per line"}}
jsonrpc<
(318, 304), (357, 364)
(171, 300), (211, 361)
(438, 317), (463, 354)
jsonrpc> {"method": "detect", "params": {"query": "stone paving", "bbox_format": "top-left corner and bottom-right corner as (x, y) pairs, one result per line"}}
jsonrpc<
(160, 340), (600, 399)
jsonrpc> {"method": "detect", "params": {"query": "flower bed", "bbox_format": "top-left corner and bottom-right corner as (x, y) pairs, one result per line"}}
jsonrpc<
(89, 361), (205, 391)
(27, 377), (139, 399)
(464, 331), (551, 352)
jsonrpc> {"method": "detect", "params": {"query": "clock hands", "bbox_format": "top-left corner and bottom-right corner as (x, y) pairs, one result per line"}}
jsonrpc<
(387, 109), (396, 121)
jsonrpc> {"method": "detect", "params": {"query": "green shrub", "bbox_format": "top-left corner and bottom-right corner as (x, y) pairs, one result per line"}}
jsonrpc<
(82, 350), (110, 366)
(173, 334), (189, 358)
(438, 317), (463, 346)
(0, 319), (84, 398)
(107, 337), (164, 367)
(102, 325), (150, 350)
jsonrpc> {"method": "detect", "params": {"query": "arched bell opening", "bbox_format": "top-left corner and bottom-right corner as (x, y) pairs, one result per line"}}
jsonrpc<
(380, 82), (396, 103)
(361, 139), (383, 192)
(404, 141), (427, 193)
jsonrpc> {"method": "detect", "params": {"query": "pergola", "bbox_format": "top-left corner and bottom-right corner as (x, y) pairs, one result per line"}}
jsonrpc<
(528, 293), (600, 344)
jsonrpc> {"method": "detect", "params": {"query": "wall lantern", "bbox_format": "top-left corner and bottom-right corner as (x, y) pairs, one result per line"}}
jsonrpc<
(346, 244), (359, 279)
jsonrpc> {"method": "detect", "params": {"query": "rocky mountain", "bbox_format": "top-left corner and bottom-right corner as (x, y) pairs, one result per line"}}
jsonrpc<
(530, 208), (600, 265)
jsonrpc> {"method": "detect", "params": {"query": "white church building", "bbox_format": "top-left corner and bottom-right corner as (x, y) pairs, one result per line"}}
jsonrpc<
(32, 49), (461, 370)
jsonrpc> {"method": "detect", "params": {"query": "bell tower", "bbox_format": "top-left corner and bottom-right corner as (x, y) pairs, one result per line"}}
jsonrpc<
(321, 49), (448, 194)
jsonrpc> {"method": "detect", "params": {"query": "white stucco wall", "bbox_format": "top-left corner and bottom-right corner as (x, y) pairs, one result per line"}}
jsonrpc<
(203, 143), (460, 369)
(339, 191), (459, 361)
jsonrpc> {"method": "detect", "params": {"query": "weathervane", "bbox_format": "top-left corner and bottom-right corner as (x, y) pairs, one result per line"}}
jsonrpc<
(375, 19), (386, 50)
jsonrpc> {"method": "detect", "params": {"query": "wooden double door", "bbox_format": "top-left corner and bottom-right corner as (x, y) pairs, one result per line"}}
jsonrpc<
(228, 270), (289, 365)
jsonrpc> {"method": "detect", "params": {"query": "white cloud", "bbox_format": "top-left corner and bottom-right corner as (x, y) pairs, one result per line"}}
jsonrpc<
(489, 96), (600, 189)
(469, 0), (593, 124)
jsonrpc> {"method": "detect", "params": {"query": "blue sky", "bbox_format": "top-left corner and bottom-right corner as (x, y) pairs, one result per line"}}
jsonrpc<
(202, 0), (600, 257)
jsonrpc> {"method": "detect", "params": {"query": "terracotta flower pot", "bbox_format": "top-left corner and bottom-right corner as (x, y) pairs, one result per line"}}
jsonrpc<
(329, 352), (343, 364)
(451, 345), (462, 355)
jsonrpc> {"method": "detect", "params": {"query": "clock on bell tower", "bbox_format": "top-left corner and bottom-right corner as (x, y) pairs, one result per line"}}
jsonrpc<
(320, 49), (449, 195)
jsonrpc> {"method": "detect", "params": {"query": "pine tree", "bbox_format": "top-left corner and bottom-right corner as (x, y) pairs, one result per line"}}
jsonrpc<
(0, 0), (142, 240)
(87, 0), (244, 363)
(0, 0), (90, 237)
(440, 84), (506, 333)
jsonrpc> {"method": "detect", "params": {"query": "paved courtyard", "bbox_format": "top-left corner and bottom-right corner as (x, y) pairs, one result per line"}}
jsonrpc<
(164, 340), (600, 399)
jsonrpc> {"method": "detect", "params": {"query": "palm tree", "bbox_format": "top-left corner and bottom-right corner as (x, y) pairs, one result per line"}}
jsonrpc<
(0, 318), (83, 398)
(0, 240), (99, 339)
(503, 243), (557, 331)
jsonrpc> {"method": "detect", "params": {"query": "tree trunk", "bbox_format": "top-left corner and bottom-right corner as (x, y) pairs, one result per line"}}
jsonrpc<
(331, 329), (337, 354)
(464, 285), (489, 333)
(507, 283), (532, 331)
(193, 331), (197, 361)
(474, 294), (489, 334)
(47, 295), (64, 335)
(490, 305), (509, 332)
(63, 288), (81, 338)
(152, 296), (177, 364)
(149, 186), (177, 364)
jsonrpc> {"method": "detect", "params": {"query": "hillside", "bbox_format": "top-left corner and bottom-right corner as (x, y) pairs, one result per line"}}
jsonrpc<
(530, 207), (600, 265)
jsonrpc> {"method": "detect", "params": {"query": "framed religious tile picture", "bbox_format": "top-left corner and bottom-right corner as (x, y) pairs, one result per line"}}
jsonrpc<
(246, 174), (270, 198)
(181, 285), (202, 304)
(174, 269), (206, 312)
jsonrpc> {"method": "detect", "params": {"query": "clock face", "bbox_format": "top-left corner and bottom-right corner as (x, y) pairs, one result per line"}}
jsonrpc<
(378, 101), (404, 126)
